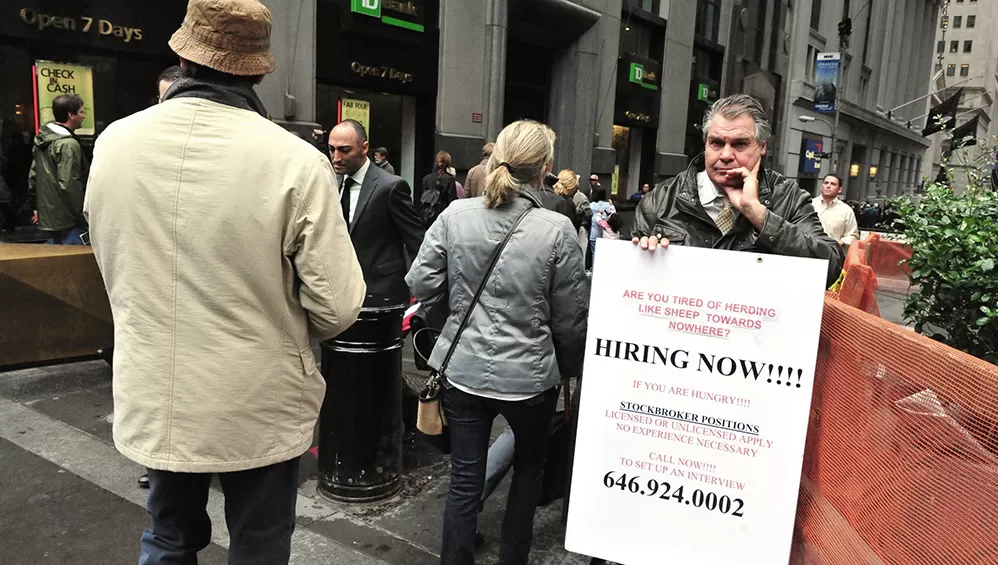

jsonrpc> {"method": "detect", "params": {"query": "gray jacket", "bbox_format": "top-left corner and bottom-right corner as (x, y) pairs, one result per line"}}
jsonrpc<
(405, 190), (589, 395)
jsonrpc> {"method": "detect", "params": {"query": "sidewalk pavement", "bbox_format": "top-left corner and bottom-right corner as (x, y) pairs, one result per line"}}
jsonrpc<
(0, 341), (590, 565)
(0, 288), (913, 565)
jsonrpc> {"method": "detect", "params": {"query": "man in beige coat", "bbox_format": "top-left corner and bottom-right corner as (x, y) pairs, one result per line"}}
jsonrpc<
(83, 1), (365, 563)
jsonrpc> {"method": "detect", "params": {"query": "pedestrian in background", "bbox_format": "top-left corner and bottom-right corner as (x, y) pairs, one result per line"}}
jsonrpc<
(587, 187), (615, 270)
(84, 1), (366, 563)
(465, 142), (493, 198)
(406, 119), (588, 565)
(553, 168), (585, 232)
(419, 151), (458, 226)
(156, 65), (183, 103)
(328, 119), (424, 304)
(629, 182), (651, 202)
(811, 173), (859, 247)
(447, 166), (465, 198)
(28, 93), (89, 245)
(373, 146), (396, 175)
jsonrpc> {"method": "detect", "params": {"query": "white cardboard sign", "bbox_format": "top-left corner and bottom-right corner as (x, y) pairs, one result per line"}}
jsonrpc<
(566, 240), (827, 565)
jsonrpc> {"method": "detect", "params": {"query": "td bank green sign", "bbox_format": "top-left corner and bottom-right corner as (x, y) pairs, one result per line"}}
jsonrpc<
(351, 0), (425, 32)
(629, 62), (658, 91)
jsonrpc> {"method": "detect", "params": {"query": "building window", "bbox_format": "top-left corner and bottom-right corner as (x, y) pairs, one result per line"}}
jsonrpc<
(965, 40), (973, 52)
(947, 64), (956, 76)
(937, 41), (945, 53)
(810, 0), (822, 31)
(695, 0), (722, 43)
(806, 45), (817, 82)
(626, 0), (660, 13)
(953, 16), (962, 28)
(935, 62), (943, 72)
(960, 64), (970, 76)
(859, 75), (869, 106)
(967, 15), (976, 27)
(957, 0), (963, 2)
(950, 40), (959, 53)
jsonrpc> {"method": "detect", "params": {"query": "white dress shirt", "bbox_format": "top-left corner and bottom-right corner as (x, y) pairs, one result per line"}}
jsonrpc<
(697, 170), (729, 223)
(812, 196), (859, 245)
(342, 158), (371, 224)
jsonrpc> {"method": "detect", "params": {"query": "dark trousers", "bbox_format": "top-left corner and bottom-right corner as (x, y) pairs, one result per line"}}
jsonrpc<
(441, 386), (558, 565)
(140, 457), (300, 565)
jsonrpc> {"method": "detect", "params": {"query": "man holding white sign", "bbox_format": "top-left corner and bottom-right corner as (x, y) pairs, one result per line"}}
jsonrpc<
(630, 94), (842, 287)
(568, 95), (839, 565)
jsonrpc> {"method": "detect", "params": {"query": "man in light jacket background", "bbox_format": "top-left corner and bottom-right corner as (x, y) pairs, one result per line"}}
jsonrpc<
(83, 0), (366, 563)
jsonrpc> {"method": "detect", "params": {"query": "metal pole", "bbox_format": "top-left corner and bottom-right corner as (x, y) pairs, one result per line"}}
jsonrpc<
(831, 55), (841, 176)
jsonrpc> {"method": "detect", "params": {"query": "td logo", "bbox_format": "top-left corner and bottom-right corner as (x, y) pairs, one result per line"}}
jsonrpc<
(630, 63), (644, 83)
(352, 0), (381, 17)
(629, 62), (658, 90)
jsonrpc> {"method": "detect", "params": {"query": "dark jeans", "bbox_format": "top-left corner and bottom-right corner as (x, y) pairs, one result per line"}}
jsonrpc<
(140, 457), (300, 565)
(441, 386), (558, 565)
(45, 225), (87, 245)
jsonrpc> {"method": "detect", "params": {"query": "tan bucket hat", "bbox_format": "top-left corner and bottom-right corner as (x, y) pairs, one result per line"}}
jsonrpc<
(168, 0), (275, 76)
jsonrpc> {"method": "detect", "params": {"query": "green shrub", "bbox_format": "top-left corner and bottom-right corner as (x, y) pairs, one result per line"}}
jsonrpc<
(890, 138), (997, 364)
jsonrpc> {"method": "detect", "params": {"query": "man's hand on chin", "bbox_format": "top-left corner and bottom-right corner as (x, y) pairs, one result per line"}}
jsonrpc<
(722, 160), (767, 229)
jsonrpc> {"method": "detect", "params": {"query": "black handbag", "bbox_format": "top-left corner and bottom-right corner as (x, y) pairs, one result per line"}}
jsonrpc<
(415, 197), (538, 451)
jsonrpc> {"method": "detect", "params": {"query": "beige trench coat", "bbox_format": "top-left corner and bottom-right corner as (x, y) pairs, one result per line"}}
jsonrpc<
(84, 98), (366, 473)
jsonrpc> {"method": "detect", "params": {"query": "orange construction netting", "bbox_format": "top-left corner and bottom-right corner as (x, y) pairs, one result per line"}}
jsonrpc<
(795, 240), (998, 563)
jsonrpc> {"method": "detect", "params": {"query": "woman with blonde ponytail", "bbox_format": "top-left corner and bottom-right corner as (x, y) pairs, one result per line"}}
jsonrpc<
(406, 120), (588, 565)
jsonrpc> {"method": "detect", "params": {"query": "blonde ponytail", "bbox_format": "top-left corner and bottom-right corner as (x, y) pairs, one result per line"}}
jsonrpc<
(483, 120), (554, 209)
(553, 168), (578, 196)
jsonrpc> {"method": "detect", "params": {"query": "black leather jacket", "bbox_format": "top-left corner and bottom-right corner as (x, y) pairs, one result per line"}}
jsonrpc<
(632, 155), (844, 288)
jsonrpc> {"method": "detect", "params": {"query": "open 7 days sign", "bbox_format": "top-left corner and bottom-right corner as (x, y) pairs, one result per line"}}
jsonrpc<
(351, 0), (425, 32)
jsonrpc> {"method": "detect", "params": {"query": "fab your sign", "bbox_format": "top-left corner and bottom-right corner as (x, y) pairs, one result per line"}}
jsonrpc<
(565, 240), (827, 565)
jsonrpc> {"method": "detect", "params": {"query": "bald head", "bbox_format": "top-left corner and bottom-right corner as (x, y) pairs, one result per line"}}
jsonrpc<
(328, 120), (369, 176)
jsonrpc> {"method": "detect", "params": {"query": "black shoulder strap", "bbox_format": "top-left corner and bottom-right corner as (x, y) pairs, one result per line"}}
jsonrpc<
(438, 198), (536, 375)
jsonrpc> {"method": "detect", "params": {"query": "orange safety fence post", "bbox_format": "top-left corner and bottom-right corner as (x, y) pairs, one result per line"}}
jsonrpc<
(829, 236), (880, 316)
(792, 298), (998, 564)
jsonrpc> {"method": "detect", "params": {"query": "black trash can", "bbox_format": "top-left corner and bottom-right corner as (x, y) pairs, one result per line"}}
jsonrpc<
(318, 295), (406, 502)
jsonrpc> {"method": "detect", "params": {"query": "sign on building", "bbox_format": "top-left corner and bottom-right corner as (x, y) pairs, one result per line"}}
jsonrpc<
(340, 98), (371, 134)
(34, 61), (95, 135)
(813, 52), (840, 114)
(800, 139), (824, 174)
(350, 0), (425, 32)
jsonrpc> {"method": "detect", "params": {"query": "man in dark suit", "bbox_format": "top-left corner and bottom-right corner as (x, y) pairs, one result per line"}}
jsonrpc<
(328, 120), (424, 304)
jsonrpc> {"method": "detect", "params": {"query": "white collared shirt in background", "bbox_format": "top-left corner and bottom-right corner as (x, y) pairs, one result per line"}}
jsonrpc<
(812, 196), (859, 245)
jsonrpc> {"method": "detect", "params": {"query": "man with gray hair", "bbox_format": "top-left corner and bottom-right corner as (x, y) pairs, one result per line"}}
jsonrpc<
(631, 93), (843, 287)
